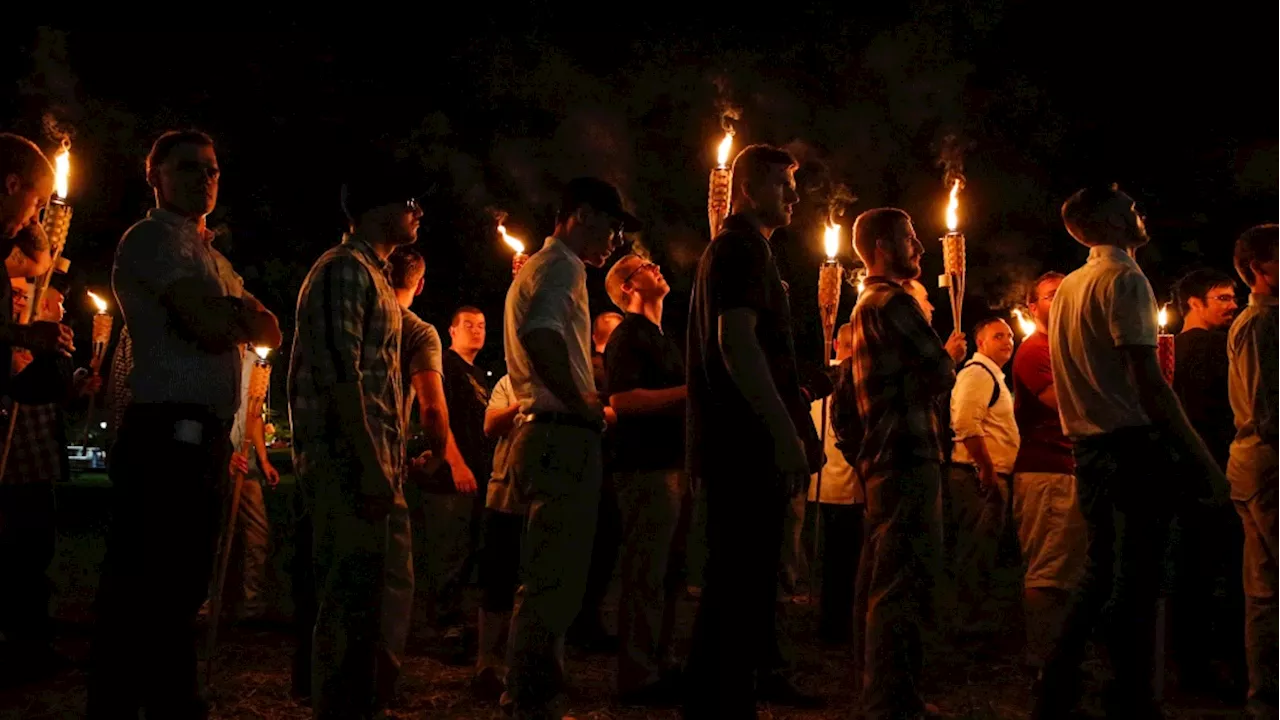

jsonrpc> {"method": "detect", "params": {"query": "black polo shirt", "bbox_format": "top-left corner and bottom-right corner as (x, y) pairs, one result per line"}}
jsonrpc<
(686, 213), (812, 478)
(443, 348), (491, 484)
(605, 313), (684, 472)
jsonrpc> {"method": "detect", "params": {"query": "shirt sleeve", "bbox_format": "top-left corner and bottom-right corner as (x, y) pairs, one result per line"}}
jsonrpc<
(709, 236), (773, 315)
(604, 324), (646, 394)
(114, 220), (200, 296)
(885, 293), (955, 383)
(951, 364), (994, 440)
(300, 255), (372, 387)
(1109, 270), (1159, 347)
(519, 256), (581, 338)
(488, 375), (514, 412)
(212, 249), (247, 299)
(403, 313), (444, 377)
(1013, 339), (1054, 400)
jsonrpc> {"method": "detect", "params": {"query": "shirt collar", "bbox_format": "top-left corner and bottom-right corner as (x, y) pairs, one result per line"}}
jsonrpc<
(722, 214), (770, 247)
(147, 207), (214, 243)
(970, 351), (1006, 379)
(341, 233), (391, 274)
(1086, 245), (1139, 269)
(1250, 292), (1279, 308)
(542, 236), (585, 271)
(863, 276), (904, 289)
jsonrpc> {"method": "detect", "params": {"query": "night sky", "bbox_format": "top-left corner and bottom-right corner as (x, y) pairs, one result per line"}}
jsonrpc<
(1, 14), (1275, 413)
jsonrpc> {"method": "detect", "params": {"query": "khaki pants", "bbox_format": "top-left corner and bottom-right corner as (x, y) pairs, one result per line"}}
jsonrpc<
(504, 422), (602, 718)
(613, 468), (692, 693)
(945, 465), (1011, 635)
(1233, 481), (1277, 718)
(236, 477), (270, 619)
(378, 492), (414, 703)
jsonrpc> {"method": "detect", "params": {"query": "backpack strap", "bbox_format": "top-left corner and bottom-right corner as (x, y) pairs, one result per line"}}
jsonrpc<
(962, 360), (1001, 409)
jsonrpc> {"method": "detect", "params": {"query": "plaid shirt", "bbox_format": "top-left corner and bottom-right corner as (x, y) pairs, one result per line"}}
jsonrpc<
(1, 401), (63, 484)
(288, 235), (404, 498)
(105, 326), (133, 443)
(848, 277), (956, 476)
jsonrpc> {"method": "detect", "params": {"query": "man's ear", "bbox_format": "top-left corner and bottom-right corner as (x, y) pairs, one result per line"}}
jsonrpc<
(3, 173), (21, 196)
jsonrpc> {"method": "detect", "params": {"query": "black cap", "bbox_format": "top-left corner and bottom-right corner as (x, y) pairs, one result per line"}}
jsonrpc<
(559, 177), (641, 232)
(340, 156), (429, 223)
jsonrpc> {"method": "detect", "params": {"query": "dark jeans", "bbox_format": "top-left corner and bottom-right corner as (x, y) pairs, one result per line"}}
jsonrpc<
(1170, 499), (1246, 689)
(572, 472), (620, 636)
(1036, 426), (1172, 718)
(87, 404), (230, 720)
(480, 508), (525, 613)
(684, 472), (788, 719)
(0, 483), (56, 652)
(819, 503), (864, 643)
(291, 492), (316, 699)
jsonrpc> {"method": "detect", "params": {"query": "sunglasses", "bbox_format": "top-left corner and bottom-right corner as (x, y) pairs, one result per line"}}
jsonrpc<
(405, 198), (420, 212)
(623, 261), (657, 285)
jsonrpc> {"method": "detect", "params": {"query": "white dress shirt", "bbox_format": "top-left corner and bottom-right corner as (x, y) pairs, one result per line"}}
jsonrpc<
(951, 351), (1020, 474)
(808, 398), (864, 505)
(503, 236), (595, 415)
(1049, 245), (1159, 439)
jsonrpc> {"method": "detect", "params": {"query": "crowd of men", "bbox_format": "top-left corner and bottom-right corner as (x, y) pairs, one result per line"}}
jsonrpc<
(0, 128), (1274, 720)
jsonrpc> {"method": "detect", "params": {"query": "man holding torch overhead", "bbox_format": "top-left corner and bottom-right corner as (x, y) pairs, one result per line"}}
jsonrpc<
(1036, 185), (1226, 720)
(89, 130), (281, 720)
(288, 156), (421, 719)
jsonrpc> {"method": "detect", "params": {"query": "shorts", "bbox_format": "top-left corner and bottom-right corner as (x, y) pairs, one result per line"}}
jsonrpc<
(1012, 471), (1087, 590)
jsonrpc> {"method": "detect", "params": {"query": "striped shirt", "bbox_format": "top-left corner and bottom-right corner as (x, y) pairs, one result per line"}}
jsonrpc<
(848, 276), (956, 476)
(288, 235), (404, 497)
(112, 208), (250, 420)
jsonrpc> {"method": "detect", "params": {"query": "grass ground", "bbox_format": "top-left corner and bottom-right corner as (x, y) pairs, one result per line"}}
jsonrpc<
(0, 474), (1248, 719)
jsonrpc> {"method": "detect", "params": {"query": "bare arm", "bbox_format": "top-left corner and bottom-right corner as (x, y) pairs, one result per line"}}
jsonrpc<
(1123, 345), (1226, 485)
(522, 327), (597, 420)
(1037, 385), (1059, 408)
(412, 370), (450, 454)
(719, 308), (804, 473)
(608, 386), (687, 416)
(485, 402), (522, 438)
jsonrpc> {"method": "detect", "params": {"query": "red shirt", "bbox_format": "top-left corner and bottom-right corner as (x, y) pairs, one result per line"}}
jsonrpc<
(1012, 333), (1075, 474)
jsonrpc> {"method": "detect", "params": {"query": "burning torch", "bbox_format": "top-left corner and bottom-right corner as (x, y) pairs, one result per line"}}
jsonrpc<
(1011, 307), (1036, 340)
(1157, 304), (1175, 385)
(499, 219), (527, 278)
(938, 178), (966, 334)
(1, 141), (74, 480)
(78, 291), (114, 447)
(207, 345), (273, 684)
(707, 129), (734, 240)
(818, 221), (843, 364)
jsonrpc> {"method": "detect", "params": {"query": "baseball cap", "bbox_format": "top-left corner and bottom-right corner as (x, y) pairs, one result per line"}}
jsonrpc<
(340, 155), (430, 223)
(559, 177), (641, 232)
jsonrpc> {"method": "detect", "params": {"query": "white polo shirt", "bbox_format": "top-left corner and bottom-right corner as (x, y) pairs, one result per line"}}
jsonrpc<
(807, 398), (864, 505)
(1049, 245), (1159, 440)
(951, 351), (1020, 474)
(503, 236), (595, 415)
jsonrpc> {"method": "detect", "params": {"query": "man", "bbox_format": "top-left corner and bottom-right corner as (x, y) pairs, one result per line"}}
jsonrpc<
(288, 157), (420, 719)
(1010, 272), (1086, 671)
(947, 317), (1019, 643)
(1225, 224), (1278, 720)
(502, 177), (632, 719)
(90, 130), (281, 719)
(1036, 185), (1226, 720)
(592, 311), (623, 391)
(846, 207), (965, 720)
(602, 253), (689, 704)
(809, 322), (865, 647)
(1170, 267), (1245, 696)
(684, 144), (821, 718)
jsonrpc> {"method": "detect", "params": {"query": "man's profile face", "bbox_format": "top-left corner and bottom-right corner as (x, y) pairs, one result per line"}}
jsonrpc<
(1031, 277), (1062, 327)
(1107, 191), (1149, 249)
(748, 164), (799, 229)
(154, 143), (220, 217)
(450, 311), (486, 353)
(624, 260), (669, 302)
(577, 205), (622, 268)
(885, 218), (924, 281)
(1192, 283), (1238, 330)
(367, 199), (422, 247)
(978, 319), (1015, 367)
(1, 169), (53, 239)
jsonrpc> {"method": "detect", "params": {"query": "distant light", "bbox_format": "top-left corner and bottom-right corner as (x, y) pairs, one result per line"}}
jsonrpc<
(99, 422), (107, 429)
(487, 371), (493, 377)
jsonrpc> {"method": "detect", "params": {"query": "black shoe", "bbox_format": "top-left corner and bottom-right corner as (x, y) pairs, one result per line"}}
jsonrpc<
(756, 674), (824, 709)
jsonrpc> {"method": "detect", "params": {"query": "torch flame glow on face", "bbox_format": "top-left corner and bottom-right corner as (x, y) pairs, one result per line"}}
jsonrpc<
(823, 223), (840, 260)
(53, 147), (70, 200)
(1012, 307), (1036, 339)
(945, 178), (961, 232)
(1158, 304), (1169, 330)
(499, 224), (524, 254)
(254, 346), (271, 360)
(87, 291), (108, 314)
(716, 132), (734, 168)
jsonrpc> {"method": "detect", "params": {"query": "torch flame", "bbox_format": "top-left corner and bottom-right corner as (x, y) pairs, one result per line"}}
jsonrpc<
(823, 223), (840, 260)
(1158, 304), (1169, 330)
(87, 290), (108, 314)
(498, 224), (524, 254)
(52, 146), (70, 200)
(254, 346), (271, 360)
(944, 178), (961, 232)
(1012, 307), (1036, 339)
(716, 132), (734, 168)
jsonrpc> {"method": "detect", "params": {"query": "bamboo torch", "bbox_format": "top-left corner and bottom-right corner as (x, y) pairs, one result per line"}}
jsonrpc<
(707, 130), (734, 239)
(206, 345), (272, 684)
(0, 142), (74, 479)
(938, 179), (966, 333)
(811, 221), (844, 590)
(78, 291), (114, 447)
(1157, 304), (1175, 385)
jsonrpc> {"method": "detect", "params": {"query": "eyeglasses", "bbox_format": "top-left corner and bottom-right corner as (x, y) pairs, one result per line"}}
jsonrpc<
(623, 261), (657, 285)
(405, 198), (420, 212)
(1032, 289), (1057, 303)
(1207, 293), (1237, 303)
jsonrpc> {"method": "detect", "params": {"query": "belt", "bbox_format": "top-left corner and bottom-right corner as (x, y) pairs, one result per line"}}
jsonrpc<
(526, 411), (604, 434)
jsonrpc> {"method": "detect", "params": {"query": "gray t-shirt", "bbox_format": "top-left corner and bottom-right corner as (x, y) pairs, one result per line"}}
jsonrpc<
(401, 308), (443, 420)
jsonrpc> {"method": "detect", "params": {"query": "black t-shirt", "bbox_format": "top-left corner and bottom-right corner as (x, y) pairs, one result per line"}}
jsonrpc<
(443, 348), (492, 481)
(1174, 328), (1234, 469)
(605, 313), (685, 472)
(686, 214), (812, 478)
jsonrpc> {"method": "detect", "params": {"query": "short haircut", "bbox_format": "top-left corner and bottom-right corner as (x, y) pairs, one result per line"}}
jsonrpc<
(0, 133), (53, 185)
(1234, 224), (1279, 286)
(146, 130), (214, 176)
(836, 322), (853, 347)
(593, 311), (624, 344)
(387, 247), (426, 291)
(1027, 271), (1066, 305)
(1173, 267), (1236, 313)
(852, 208), (911, 265)
(974, 316), (1008, 339)
(1060, 183), (1122, 244)
(604, 254), (645, 310)
(731, 144), (797, 199)
(450, 305), (484, 328)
